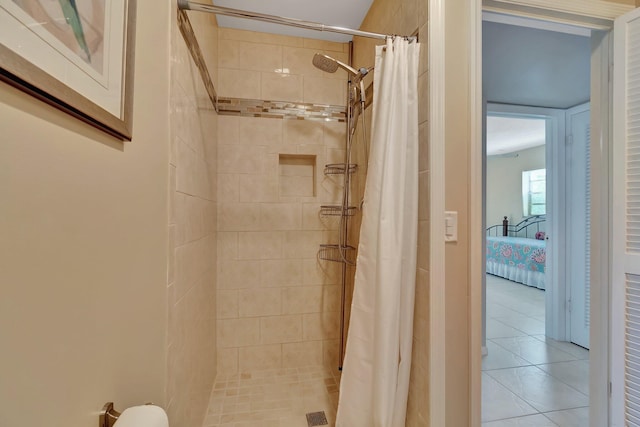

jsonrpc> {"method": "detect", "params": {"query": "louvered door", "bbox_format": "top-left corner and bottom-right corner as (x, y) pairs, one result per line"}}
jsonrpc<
(567, 103), (591, 349)
(612, 8), (640, 426)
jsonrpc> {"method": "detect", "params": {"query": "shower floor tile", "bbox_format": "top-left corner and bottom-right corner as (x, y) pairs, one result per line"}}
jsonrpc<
(202, 365), (340, 427)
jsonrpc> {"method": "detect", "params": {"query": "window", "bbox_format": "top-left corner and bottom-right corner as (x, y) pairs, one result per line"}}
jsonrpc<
(522, 168), (546, 216)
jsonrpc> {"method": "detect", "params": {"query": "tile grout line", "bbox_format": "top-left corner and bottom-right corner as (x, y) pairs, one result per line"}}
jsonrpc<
(483, 275), (590, 425)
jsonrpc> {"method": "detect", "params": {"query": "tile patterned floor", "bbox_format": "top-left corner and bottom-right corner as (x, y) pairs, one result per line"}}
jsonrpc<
(482, 275), (590, 427)
(203, 366), (340, 427)
(203, 275), (588, 426)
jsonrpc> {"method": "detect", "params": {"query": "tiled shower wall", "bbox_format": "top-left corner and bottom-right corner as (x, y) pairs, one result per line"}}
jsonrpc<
(217, 28), (349, 105)
(352, 0), (430, 425)
(215, 29), (350, 375)
(167, 9), (219, 427)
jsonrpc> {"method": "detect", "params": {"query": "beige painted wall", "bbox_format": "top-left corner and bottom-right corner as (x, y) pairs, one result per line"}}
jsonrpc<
(215, 29), (347, 377)
(167, 8), (219, 427)
(444, 0), (471, 425)
(486, 145), (546, 227)
(0, 1), (170, 426)
(353, 0), (429, 425)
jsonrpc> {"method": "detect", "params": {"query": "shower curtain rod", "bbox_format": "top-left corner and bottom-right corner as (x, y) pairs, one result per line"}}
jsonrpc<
(177, 0), (398, 41)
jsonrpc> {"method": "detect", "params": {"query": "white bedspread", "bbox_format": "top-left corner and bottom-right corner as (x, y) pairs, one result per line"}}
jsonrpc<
(486, 262), (545, 290)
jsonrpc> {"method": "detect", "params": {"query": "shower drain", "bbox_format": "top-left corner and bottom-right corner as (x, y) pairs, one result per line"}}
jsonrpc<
(306, 411), (328, 426)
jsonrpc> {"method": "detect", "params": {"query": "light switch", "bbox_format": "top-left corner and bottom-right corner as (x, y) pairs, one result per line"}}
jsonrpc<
(445, 211), (458, 242)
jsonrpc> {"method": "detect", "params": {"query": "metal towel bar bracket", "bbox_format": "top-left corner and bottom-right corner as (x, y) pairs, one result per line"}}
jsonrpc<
(99, 402), (121, 427)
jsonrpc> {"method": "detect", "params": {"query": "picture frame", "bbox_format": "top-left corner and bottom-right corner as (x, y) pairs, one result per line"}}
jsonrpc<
(0, 0), (137, 140)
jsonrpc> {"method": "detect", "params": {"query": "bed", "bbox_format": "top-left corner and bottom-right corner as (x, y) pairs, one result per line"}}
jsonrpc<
(486, 215), (546, 290)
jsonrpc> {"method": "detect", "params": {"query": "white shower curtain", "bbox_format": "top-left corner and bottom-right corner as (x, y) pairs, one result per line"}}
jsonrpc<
(336, 37), (419, 427)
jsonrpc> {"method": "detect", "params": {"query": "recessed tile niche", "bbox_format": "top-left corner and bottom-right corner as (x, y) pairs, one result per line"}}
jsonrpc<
(279, 154), (316, 198)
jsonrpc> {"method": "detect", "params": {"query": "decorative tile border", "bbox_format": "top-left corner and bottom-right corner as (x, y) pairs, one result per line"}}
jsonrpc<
(177, 12), (347, 122)
(217, 97), (346, 122)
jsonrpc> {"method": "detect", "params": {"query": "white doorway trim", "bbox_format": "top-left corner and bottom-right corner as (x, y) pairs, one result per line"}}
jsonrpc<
(467, 2), (623, 427)
(470, 0), (483, 424)
(483, 11), (592, 37)
(428, 0), (446, 426)
(485, 103), (566, 340)
(482, 0), (631, 29)
(588, 29), (611, 427)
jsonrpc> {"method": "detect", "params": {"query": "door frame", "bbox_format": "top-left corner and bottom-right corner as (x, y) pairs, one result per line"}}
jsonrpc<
(484, 103), (566, 341)
(463, 2), (625, 427)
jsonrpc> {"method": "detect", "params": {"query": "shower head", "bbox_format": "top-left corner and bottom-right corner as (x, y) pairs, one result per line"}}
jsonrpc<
(312, 53), (359, 76)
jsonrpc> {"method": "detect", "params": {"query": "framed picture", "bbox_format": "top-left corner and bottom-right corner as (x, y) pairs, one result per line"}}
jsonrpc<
(0, 0), (136, 140)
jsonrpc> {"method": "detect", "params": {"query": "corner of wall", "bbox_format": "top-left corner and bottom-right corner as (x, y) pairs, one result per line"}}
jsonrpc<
(167, 6), (219, 426)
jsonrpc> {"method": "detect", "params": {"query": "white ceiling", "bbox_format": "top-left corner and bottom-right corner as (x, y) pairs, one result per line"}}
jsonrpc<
(212, 0), (375, 42)
(486, 116), (546, 156)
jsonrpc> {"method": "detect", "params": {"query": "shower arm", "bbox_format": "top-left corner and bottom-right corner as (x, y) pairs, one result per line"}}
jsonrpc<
(177, 0), (416, 41)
